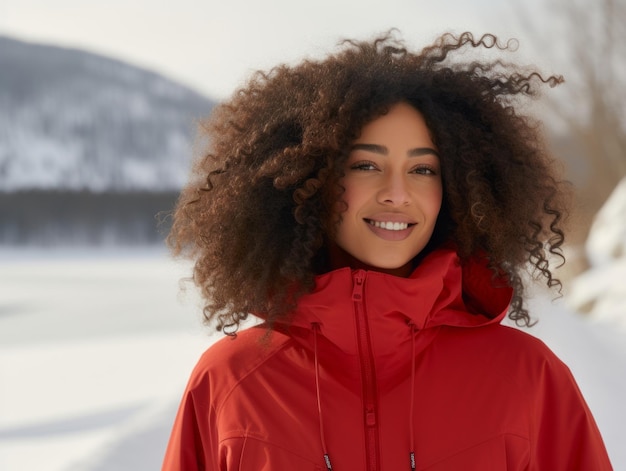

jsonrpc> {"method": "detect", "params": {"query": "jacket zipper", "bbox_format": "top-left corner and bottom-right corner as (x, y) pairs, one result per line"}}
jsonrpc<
(352, 270), (380, 471)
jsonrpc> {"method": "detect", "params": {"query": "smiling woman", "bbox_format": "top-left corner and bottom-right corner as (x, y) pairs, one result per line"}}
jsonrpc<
(162, 32), (613, 470)
(329, 103), (443, 277)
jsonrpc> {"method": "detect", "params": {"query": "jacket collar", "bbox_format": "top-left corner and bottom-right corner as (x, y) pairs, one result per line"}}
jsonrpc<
(282, 246), (513, 357)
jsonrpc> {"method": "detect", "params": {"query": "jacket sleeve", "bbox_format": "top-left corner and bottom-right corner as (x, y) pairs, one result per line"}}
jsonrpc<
(530, 351), (613, 470)
(162, 366), (218, 471)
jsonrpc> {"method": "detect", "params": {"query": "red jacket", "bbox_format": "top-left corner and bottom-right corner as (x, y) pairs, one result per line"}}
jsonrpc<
(162, 248), (612, 470)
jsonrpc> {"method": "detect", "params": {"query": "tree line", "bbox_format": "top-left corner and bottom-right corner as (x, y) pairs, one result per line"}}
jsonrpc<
(0, 190), (180, 246)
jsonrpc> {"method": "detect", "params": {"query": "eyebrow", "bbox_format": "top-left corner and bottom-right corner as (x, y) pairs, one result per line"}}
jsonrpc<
(350, 143), (439, 157)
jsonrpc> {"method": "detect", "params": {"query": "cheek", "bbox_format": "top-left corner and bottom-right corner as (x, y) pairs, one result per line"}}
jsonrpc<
(337, 179), (367, 215)
(431, 188), (444, 215)
(413, 183), (443, 219)
(340, 179), (356, 203)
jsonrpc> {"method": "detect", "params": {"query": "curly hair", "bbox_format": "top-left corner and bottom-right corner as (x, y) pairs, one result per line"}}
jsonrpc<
(168, 31), (568, 333)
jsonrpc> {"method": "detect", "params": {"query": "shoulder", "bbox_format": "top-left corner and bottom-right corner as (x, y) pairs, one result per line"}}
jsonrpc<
(438, 323), (575, 385)
(453, 322), (561, 356)
(185, 325), (292, 395)
(440, 321), (554, 352)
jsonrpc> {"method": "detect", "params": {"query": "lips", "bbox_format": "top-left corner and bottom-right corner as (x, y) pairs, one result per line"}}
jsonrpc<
(364, 217), (416, 241)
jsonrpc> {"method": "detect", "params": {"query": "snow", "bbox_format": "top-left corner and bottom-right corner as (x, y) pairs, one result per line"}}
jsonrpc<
(0, 248), (625, 470)
(0, 249), (212, 471)
(566, 177), (626, 329)
(585, 178), (626, 269)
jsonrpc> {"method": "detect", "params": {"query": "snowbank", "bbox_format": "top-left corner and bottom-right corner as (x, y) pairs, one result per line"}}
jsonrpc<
(567, 177), (626, 329)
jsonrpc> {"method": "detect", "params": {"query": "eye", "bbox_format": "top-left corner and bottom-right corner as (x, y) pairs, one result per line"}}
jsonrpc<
(349, 160), (378, 171)
(410, 164), (438, 176)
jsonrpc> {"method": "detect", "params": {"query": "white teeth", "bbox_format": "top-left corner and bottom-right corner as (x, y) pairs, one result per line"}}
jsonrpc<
(368, 220), (409, 231)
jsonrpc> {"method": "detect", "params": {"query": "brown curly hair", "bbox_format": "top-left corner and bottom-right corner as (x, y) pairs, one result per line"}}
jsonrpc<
(168, 31), (568, 333)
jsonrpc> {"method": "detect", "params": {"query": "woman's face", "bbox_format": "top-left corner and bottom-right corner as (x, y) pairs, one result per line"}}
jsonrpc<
(330, 102), (443, 277)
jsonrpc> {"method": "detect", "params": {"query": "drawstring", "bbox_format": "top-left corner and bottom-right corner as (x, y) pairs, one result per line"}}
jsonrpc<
(408, 322), (418, 470)
(312, 321), (419, 471)
(313, 323), (333, 471)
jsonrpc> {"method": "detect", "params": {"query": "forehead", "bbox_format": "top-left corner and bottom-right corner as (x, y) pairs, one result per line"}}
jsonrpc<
(354, 102), (435, 146)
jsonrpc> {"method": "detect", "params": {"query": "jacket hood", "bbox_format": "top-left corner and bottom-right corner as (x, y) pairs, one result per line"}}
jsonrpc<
(282, 246), (513, 357)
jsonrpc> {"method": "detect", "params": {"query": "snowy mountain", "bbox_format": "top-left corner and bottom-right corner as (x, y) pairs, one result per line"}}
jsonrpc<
(0, 36), (215, 191)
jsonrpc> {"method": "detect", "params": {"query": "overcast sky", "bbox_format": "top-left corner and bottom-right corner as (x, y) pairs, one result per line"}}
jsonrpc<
(0, 0), (549, 100)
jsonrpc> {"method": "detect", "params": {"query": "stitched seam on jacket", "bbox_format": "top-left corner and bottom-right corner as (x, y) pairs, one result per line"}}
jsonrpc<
(221, 434), (320, 465)
(422, 432), (530, 469)
(214, 339), (294, 422)
(237, 435), (248, 471)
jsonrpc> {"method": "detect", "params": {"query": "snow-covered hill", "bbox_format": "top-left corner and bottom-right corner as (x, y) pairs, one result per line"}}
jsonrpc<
(0, 36), (215, 191)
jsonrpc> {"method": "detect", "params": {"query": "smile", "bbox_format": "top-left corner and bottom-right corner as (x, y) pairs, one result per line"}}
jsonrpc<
(366, 220), (414, 231)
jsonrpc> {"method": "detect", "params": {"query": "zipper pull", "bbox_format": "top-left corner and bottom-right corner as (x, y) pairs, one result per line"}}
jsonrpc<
(352, 271), (365, 301)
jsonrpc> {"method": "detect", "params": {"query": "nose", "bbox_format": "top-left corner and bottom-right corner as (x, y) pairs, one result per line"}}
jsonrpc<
(377, 171), (410, 206)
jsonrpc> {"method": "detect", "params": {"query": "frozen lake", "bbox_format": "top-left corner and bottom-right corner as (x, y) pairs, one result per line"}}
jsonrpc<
(1, 248), (624, 470)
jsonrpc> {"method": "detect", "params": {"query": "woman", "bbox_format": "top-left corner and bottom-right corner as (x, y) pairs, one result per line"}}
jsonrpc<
(162, 32), (612, 470)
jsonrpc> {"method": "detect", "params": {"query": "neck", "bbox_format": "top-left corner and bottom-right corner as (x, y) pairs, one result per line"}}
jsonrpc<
(327, 242), (413, 278)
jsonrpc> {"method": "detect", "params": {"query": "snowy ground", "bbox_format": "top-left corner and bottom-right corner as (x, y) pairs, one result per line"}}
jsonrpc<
(0, 248), (624, 470)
